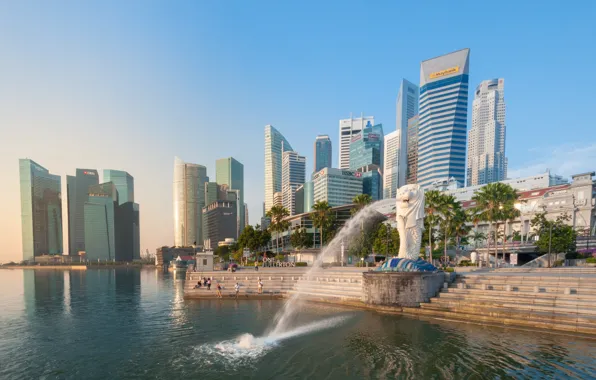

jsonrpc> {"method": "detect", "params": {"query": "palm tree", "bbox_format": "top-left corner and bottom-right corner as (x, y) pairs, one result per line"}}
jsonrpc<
(266, 205), (290, 253)
(439, 194), (458, 264)
(471, 231), (486, 249)
(451, 207), (471, 263)
(472, 183), (519, 266)
(424, 190), (443, 261)
(352, 194), (373, 215)
(311, 200), (332, 247)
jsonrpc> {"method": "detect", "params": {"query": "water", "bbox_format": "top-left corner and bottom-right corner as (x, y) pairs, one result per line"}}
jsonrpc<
(1, 268), (596, 379)
(269, 199), (394, 336)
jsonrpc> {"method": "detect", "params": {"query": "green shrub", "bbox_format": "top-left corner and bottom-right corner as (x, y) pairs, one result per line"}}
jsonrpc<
(295, 262), (307, 267)
(554, 259), (565, 267)
(458, 260), (472, 267)
(275, 254), (285, 262)
(586, 257), (596, 264)
(443, 267), (455, 272)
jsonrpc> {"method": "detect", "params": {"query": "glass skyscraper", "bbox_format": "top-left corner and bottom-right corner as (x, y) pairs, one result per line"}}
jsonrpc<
(314, 135), (332, 172)
(173, 157), (208, 247)
(19, 159), (63, 261)
(216, 157), (245, 232)
(338, 115), (374, 169)
(264, 125), (293, 213)
(67, 169), (99, 256)
(281, 151), (306, 215)
(395, 79), (419, 188)
(383, 130), (400, 199)
(103, 170), (134, 205)
(84, 182), (118, 261)
(349, 123), (384, 200)
(417, 48), (470, 188)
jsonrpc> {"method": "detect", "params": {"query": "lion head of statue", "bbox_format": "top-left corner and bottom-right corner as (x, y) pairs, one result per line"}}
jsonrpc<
(395, 184), (425, 226)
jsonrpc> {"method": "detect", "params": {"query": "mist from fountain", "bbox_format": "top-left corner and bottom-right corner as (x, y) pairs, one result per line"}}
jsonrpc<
(266, 198), (395, 337)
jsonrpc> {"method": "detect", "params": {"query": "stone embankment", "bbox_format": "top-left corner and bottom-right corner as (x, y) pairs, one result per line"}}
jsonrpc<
(403, 269), (596, 335)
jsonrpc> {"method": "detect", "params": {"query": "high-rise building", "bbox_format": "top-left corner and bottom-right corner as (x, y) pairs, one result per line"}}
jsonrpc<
(103, 170), (134, 205)
(314, 135), (332, 172)
(216, 157), (245, 232)
(244, 203), (249, 227)
(273, 191), (283, 207)
(396, 79), (419, 188)
(173, 157), (208, 247)
(313, 168), (363, 207)
(406, 115), (419, 185)
(467, 78), (507, 186)
(383, 130), (400, 199)
(282, 151), (306, 215)
(66, 169), (99, 256)
(84, 182), (118, 261)
(338, 115), (375, 169)
(19, 159), (63, 261)
(303, 181), (314, 213)
(264, 125), (293, 213)
(349, 123), (384, 200)
(203, 200), (238, 248)
(260, 202), (270, 231)
(295, 185), (305, 214)
(417, 48), (470, 189)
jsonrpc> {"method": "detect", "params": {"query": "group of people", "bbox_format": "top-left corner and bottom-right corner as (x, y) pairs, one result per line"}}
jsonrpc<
(193, 277), (264, 298)
(194, 277), (212, 290)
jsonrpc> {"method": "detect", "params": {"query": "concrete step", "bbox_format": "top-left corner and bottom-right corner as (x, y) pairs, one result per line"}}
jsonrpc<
(440, 288), (596, 302)
(457, 277), (596, 285)
(185, 288), (285, 298)
(429, 298), (596, 316)
(450, 283), (596, 295)
(286, 289), (362, 301)
(437, 292), (596, 308)
(295, 281), (362, 289)
(292, 287), (363, 298)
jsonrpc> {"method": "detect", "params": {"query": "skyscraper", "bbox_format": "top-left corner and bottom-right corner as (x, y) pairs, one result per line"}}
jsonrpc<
(67, 169), (99, 256)
(281, 150), (306, 215)
(338, 115), (374, 169)
(417, 48), (470, 188)
(84, 182), (118, 261)
(19, 159), (63, 261)
(264, 125), (293, 213)
(312, 168), (363, 207)
(216, 157), (245, 232)
(395, 79), (419, 188)
(349, 123), (384, 200)
(314, 135), (332, 172)
(467, 78), (507, 186)
(383, 130), (400, 199)
(103, 170), (134, 205)
(406, 115), (419, 185)
(173, 157), (208, 247)
(202, 199), (238, 247)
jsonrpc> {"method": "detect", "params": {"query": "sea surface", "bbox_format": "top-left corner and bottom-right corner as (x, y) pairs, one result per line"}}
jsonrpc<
(1, 268), (595, 379)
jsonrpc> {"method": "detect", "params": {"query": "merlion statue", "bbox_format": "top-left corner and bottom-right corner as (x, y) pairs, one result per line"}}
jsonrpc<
(395, 184), (425, 260)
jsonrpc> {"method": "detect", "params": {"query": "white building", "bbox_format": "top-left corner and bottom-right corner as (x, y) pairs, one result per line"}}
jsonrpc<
(313, 167), (363, 207)
(281, 151), (306, 215)
(338, 114), (374, 169)
(264, 125), (293, 213)
(173, 157), (208, 247)
(395, 79), (419, 188)
(383, 130), (401, 199)
(467, 78), (507, 186)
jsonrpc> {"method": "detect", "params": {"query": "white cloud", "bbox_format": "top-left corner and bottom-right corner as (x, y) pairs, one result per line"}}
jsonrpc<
(508, 143), (596, 180)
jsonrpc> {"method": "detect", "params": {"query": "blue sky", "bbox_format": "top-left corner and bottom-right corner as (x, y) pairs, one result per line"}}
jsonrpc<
(1, 1), (595, 261)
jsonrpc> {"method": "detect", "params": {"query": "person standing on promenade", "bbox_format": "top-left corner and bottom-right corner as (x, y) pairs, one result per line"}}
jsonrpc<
(254, 260), (259, 272)
(234, 282), (240, 299)
(207, 278), (211, 290)
(257, 278), (263, 294)
(216, 283), (222, 298)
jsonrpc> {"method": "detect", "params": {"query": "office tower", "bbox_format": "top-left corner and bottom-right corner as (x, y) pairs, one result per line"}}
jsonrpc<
(314, 135), (332, 172)
(216, 157), (245, 232)
(19, 159), (63, 261)
(467, 78), (507, 186)
(396, 79), (419, 187)
(295, 185), (305, 214)
(204, 182), (219, 207)
(260, 202), (270, 231)
(281, 151), (306, 215)
(406, 116), (419, 185)
(273, 191), (283, 207)
(84, 183), (118, 261)
(313, 168), (363, 207)
(244, 203), (249, 227)
(383, 130), (400, 199)
(66, 169), (99, 256)
(418, 48), (470, 188)
(103, 170), (134, 205)
(350, 123), (384, 200)
(264, 125), (293, 213)
(203, 200), (238, 247)
(173, 157), (208, 247)
(338, 115), (375, 169)
(303, 181), (314, 213)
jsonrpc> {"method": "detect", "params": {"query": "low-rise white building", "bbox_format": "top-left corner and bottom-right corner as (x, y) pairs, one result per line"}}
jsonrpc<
(312, 167), (363, 207)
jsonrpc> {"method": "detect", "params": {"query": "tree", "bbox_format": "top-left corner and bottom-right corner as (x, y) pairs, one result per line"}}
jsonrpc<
(471, 182), (519, 266)
(372, 223), (400, 257)
(531, 211), (577, 262)
(352, 194), (373, 215)
(266, 205), (290, 253)
(424, 190), (443, 260)
(290, 226), (311, 250)
(311, 201), (334, 246)
(438, 194), (458, 264)
(471, 231), (486, 249)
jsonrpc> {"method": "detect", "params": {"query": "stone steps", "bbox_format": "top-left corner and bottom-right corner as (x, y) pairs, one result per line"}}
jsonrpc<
(286, 289), (362, 301)
(438, 291), (596, 307)
(429, 297), (596, 316)
(450, 283), (596, 295)
(440, 288), (596, 301)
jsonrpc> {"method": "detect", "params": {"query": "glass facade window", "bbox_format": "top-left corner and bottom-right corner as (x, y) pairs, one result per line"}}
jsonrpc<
(19, 159), (63, 261)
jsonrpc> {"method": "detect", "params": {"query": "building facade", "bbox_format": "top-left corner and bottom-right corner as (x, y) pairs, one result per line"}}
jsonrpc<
(314, 135), (332, 173)
(103, 169), (134, 205)
(19, 159), (63, 261)
(216, 157), (245, 232)
(467, 78), (507, 186)
(66, 168), (99, 256)
(312, 167), (363, 207)
(417, 48), (470, 189)
(349, 123), (383, 200)
(295, 185), (305, 215)
(173, 157), (208, 247)
(264, 125), (293, 213)
(202, 200), (238, 248)
(281, 151), (306, 215)
(360, 165), (383, 201)
(406, 115), (419, 185)
(383, 130), (400, 199)
(396, 79), (419, 188)
(338, 115), (374, 169)
(303, 181), (314, 213)
(84, 183), (118, 261)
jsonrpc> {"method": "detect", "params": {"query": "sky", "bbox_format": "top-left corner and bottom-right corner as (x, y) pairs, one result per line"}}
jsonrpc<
(1, 1), (595, 262)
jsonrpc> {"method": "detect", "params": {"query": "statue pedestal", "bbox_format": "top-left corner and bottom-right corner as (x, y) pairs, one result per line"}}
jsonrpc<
(362, 272), (445, 307)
